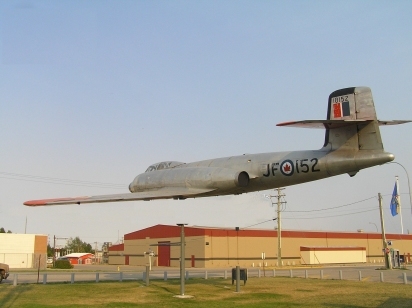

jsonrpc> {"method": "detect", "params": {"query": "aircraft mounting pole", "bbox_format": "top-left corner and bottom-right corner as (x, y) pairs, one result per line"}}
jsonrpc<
(177, 223), (187, 296)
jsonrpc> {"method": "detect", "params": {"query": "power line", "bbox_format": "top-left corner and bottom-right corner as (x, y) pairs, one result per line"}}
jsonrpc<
(242, 218), (277, 229)
(287, 205), (378, 217)
(283, 208), (377, 220)
(283, 196), (377, 213)
(0, 171), (126, 189)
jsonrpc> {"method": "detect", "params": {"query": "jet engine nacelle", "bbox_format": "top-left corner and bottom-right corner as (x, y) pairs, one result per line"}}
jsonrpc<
(129, 167), (249, 192)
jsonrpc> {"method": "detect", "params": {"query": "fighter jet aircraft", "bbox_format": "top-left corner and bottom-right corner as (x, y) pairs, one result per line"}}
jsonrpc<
(24, 87), (410, 206)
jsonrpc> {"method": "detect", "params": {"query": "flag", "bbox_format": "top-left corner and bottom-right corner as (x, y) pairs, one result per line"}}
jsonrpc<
(390, 182), (400, 216)
(332, 101), (350, 118)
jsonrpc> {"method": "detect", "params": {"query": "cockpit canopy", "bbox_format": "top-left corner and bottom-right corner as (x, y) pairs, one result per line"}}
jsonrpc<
(145, 161), (185, 172)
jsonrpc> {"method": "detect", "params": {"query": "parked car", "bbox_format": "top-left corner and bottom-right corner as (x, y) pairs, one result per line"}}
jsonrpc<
(0, 263), (9, 283)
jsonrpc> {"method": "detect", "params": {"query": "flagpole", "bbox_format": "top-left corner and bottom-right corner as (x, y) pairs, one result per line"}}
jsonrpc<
(397, 176), (404, 234)
(388, 161), (412, 218)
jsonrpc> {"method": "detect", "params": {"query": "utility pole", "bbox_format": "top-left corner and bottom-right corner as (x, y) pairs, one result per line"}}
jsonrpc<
(53, 235), (68, 267)
(94, 242), (98, 264)
(53, 235), (56, 266)
(378, 193), (392, 269)
(276, 188), (286, 267)
(266, 188), (286, 267)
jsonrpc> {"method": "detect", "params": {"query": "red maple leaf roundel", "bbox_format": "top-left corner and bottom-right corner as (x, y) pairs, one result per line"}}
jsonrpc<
(280, 160), (294, 176)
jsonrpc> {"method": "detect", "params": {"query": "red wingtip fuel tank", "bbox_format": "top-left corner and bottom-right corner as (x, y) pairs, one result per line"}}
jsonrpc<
(24, 197), (90, 206)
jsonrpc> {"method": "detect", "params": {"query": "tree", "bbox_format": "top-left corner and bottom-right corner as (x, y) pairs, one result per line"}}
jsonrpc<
(47, 244), (53, 257)
(65, 237), (94, 253)
(0, 227), (12, 233)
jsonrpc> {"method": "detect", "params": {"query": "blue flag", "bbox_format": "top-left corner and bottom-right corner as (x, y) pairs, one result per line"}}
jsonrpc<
(390, 182), (399, 216)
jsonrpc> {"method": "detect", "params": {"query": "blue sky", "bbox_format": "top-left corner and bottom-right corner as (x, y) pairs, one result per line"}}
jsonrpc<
(1, 0), (412, 248)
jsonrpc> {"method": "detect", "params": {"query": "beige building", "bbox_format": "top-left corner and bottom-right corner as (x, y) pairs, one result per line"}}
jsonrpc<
(108, 225), (412, 268)
(0, 233), (48, 269)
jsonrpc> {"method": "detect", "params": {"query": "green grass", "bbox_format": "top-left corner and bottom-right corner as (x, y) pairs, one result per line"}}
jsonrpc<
(0, 277), (411, 308)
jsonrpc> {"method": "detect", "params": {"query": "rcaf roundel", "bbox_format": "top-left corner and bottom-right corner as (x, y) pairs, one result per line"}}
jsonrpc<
(280, 160), (294, 176)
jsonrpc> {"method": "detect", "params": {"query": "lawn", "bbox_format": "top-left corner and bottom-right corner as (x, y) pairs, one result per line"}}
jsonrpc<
(0, 277), (411, 307)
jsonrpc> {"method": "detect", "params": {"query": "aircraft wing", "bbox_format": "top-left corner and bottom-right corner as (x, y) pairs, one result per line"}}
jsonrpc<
(277, 119), (411, 129)
(24, 187), (216, 206)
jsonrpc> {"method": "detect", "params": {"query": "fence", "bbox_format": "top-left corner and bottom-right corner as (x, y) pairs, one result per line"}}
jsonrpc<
(5, 267), (411, 286)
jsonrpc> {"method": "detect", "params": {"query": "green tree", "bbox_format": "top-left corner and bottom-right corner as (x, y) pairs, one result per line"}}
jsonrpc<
(0, 227), (12, 233)
(65, 237), (94, 253)
(54, 259), (73, 269)
(47, 244), (53, 257)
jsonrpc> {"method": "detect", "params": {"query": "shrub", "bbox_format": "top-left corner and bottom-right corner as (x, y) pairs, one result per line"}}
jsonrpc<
(54, 260), (73, 269)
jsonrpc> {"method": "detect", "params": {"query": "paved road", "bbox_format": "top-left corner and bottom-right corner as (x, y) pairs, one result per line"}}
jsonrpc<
(3, 265), (411, 285)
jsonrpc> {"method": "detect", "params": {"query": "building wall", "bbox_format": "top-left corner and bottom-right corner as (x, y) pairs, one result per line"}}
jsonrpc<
(0, 234), (48, 269)
(67, 255), (93, 265)
(34, 235), (47, 254)
(204, 235), (277, 267)
(118, 236), (207, 267)
(108, 225), (412, 268)
(0, 234), (35, 254)
(107, 243), (125, 265)
(301, 247), (366, 264)
(109, 256), (125, 265)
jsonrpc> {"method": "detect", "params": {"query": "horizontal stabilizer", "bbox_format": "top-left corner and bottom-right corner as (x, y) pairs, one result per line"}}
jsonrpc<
(377, 120), (412, 125)
(277, 120), (411, 129)
(24, 187), (216, 206)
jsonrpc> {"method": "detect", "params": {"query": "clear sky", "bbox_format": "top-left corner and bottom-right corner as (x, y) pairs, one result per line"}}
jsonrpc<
(1, 0), (412, 248)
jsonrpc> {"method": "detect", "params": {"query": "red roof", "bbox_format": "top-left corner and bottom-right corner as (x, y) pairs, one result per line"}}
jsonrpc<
(109, 243), (124, 251)
(124, 224), (412, 241)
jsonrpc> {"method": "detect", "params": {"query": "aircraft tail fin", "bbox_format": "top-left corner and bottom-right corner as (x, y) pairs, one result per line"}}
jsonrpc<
(278, 87), (410, 151)
(325, 87), (381, 150)
(327, 87), (376, 121)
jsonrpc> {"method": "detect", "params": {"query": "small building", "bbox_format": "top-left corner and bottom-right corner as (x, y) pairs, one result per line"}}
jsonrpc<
(108, 224), (412, 268)
(0, 233), (48, 269)
(62, 253), (94, 265)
